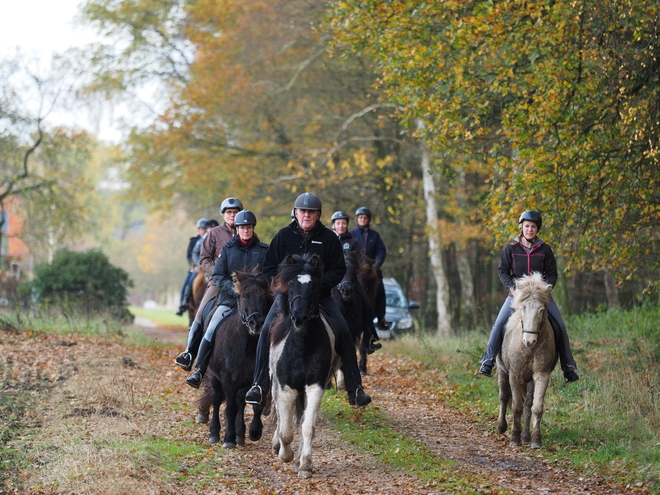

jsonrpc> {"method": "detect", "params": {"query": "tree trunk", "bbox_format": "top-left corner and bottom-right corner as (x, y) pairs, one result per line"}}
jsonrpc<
(418, 120), (451, 338)
(604, 272), (620, 309)
(454, 169), (476, 329)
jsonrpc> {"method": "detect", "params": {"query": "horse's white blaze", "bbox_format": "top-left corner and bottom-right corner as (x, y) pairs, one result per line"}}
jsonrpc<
(297, 274), (312, 284)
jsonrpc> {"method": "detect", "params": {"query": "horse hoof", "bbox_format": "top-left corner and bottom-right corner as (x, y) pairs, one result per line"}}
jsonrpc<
(222, 442), (237, 449)
(209, 435), (219, 444)
(531, 443), (541, 449)
(298, 470), (312, 479)
(249, 427), (263, 442)
(197, 412), (209, 424)
(509, 441), (521, 447)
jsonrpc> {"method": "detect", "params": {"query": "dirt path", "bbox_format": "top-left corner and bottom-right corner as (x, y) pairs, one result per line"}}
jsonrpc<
(3, 322), (643, 494)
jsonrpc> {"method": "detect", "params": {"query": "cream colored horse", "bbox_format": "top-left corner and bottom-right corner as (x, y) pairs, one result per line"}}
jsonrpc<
(497, 272), (558, 448)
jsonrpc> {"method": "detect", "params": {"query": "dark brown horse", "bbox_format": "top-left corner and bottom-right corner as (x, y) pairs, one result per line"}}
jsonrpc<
(197, 267), (273, 447)
(497, 272), (557, 448)
(332, 250), (369, 376)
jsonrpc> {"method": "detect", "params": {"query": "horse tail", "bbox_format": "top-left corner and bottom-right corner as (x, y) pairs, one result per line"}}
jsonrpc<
(197, 380), (214, 413)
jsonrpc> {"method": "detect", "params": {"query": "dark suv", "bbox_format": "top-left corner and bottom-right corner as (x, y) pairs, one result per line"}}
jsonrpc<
(377, 277), (420, 338)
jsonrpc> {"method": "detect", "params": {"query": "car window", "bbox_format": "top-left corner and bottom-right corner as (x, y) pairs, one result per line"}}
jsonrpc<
(385, 287), (406, 308)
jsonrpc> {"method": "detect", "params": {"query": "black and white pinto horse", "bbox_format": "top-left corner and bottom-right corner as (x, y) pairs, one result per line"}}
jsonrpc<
(332, 249), (369, 378)
(269, 254), (341, 478)
(197, 267), (273, 448)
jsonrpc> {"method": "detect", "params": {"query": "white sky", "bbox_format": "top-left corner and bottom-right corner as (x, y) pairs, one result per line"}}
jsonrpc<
(0, 0), (147, 143)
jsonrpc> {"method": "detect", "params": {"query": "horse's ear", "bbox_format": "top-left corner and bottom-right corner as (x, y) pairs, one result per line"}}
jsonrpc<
(285, 255), (296, 265)
(310, 254), (321, 267)
(232, 271), (242, 294)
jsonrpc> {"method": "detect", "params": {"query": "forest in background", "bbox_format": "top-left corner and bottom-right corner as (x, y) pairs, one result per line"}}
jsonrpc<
(1, 0), (659, 334)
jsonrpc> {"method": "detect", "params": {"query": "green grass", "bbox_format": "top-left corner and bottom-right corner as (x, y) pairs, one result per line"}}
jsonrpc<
(387, 304), (660, 493)
(129, 306), (189, 328)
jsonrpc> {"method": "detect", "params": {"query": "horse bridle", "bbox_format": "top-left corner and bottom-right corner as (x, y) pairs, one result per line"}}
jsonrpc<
(521, 318), (544, 335)
(288, 294), (319, 321)
(241, 310), (263, 327)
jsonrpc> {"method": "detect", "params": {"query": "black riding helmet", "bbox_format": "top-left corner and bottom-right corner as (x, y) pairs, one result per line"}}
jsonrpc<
(196, 218), (209, 228)
(220, 197), (244, 213)
(355, 206), (371, 219)
(331, 211), (349, 224)
(518, 210), (542, 231)
(294, 192), (322, 211)
(235, 210), (257, 226)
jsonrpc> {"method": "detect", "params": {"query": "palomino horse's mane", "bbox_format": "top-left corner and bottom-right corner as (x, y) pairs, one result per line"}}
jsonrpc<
(511, 272), (552, 309)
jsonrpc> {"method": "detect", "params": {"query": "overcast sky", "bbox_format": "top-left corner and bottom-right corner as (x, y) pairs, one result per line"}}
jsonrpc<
(0, 0), (138, 143)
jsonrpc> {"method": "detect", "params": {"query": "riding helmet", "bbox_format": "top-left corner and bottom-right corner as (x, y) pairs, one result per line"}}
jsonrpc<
(331, 211), (350, 224)
(220, 197), (244, 213)
(355, 206), (371, 219)
(294, 192), (322, 211)
(518, 210), (542, 230)
(235, 210), (257, 226)
(196, 218), (209, 228)
(207, 219), (220, 228)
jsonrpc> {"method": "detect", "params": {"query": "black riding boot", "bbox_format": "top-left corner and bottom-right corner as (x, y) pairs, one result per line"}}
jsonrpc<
(176, 282), (193, 316)
(186, 338), (212, 389)
(175, 320), (203, 371)
(549, 314), (579, 383)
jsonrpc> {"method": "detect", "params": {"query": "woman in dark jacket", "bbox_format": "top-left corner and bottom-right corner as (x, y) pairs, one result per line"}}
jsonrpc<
(185, 210), (268, 388)
(479, 210), (579, 383)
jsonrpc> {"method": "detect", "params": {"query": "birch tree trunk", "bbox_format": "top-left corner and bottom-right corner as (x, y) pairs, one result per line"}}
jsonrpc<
(417, 120), (451, 338)
(455, 169), (476, 328)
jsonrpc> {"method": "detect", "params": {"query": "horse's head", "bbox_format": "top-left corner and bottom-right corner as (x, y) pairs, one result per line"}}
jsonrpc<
(511, 272), (552, 348)
(234, 267), (273, 336)
(274, 254), (324, 330)
(336, 251), (359, 300)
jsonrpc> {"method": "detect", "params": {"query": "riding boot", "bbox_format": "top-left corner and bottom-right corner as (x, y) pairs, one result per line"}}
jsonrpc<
(175, 320), (203, 371)
(355, 283), (381, 353)
(549, 314), (579, 383)
(186, 338), (212, 389)
(176, 282), (193, 316)
(366, 319), (381, 354)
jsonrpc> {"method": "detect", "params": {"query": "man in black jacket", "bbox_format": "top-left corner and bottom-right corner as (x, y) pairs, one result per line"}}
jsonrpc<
(245, 193), (372, 407)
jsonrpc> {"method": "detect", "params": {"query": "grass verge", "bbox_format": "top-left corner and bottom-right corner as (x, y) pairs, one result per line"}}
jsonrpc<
(386, 304), (660, 493)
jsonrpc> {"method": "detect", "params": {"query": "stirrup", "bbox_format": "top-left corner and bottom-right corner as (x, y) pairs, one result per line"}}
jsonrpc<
(245, 385), (263, 405)
(175, 351), (193, 371)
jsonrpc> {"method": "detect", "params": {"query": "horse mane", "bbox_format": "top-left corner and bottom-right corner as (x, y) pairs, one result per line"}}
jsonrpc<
(272, 254), (324, 294)
(233, 265), (272, 297)
(511, 272), (552, 309)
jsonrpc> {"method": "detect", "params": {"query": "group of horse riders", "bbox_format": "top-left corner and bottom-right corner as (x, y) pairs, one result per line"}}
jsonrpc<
(174, 198), (580, 417)
(175, 193), (392, 407)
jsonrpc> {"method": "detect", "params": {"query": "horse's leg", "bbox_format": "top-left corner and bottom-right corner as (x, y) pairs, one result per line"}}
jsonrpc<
(298, 384), (324, 479)
(222, 392), (239, 449)
(497, 371), (511, 434)
(234, 392), (246, 447)
(521, 381), (534, 444)
(358, 338), (368, 376)
(209, 379), (223, 444)
(275, 386), (296, 463)
(335, 370), (345, 391)
(509, 380), (527, 447)
(530, 374), (551, 448)
(249, 403), (264, 442)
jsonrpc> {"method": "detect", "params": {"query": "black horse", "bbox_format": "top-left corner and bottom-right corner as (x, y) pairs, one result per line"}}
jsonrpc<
(197, 267), (273, 448)
(270, 254), (340, 479)
(332, 250), (369, 376)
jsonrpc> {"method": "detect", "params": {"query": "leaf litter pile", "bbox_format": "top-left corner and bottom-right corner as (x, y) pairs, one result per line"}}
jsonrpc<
(0, 323), (645, 494)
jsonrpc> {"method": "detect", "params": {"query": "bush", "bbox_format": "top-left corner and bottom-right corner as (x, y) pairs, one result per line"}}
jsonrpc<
(31, 248), (134, 322)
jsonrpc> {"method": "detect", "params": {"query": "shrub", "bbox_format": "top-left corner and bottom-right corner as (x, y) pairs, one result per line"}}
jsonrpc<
(31, 248), (134, 322)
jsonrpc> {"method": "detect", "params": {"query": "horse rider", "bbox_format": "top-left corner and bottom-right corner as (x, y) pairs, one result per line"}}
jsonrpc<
(175, 218), (209, 316)
(349, 206), (391, 331)
(185, 210), (268, 388)
(330, 210), (382, 354)
(175, 197), (243, 372)
(191, 219), (219, 269)
(245, 193), (373, 407)
(479, 210), (579, 383)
